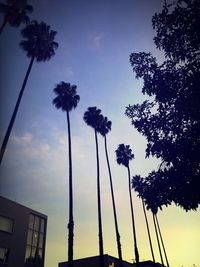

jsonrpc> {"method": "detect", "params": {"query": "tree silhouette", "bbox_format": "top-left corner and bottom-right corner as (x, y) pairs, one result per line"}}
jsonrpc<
(0, 0), (33, 35)
(132, 175), (155, 263)
(115, 144), (139, 265)
(0, 20), (58, 164)
(133, 175), (169, 266)
(126, 0), (200, 211)
(98, 116), (123, 267)
(152, 213), (164, 266)
(155, 214), (169, 267)
(83, 107), (104, 267)
(53, 82), (80, 267)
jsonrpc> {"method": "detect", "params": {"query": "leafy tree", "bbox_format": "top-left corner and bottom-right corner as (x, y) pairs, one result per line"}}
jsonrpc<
(53, 82), (80, 267)
(115, 144), (139, 264)
(0, 0), (33, 35)
(0, 20), (58, 164)
(98, 116), (123, 267)
(83, 107), (105, 267)
(126, 0), (200, 211)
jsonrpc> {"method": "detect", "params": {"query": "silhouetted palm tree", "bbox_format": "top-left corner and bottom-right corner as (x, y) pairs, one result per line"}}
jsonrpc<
(115, 144), (139, 265)
(0, 20), (58, 164)
(141, 180), (166, 267)
(132, 175), (155, 262)
(98, 116), (123, 267)
(152, 213), (164, 266)
(155, 214), (170, 267)
(53, 82), (80, 267)
(0, 0), (33, 35)
(83, 107), (104, 267)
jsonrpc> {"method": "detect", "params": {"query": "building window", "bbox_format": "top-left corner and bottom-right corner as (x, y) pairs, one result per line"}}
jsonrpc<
(0, 247), (9, 264)
(0, 216), (14, 233)
(25, 214), (46, 264)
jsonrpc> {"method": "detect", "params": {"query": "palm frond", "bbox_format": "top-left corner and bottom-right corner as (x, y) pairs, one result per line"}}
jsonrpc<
(115, 143), (134, 167)
(52, 82), (80, 112)
(83, 107), (103, 130)
(20, 20), (58, 61)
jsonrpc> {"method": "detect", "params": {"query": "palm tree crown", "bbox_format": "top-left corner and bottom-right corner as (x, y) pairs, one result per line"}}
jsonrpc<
(115, 144), (134, 168)
(98, 116), (112, 137)
(83, 107), (103, 130)
(20, 20), (58, 62)
(0, 0), (33, 28)
(53, 82), (80, 112)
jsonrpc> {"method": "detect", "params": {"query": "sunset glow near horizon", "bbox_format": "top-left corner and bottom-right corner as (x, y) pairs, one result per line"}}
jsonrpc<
(0, 1), (199, 267)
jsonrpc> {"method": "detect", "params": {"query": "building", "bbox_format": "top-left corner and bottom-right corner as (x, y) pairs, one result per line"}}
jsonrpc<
(0, 196), (47, 267)
(59, 254), (163, 267)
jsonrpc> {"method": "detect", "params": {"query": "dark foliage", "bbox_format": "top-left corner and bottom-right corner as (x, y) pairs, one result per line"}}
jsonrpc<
(83, 107), (104, 130)
(126, 0), (200, 211)
(0, 0), (33, 32)
(98, 116), (112, 137)
(20, 20), (58, 61)
(115, 144), (134, 168)
(53, 82), (80, 112)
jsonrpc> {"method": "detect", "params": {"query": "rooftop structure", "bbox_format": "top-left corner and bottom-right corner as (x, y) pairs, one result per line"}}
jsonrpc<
(59, 254), (163, 267)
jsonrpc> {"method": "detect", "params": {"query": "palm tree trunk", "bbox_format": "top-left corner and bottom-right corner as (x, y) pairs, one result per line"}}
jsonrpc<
(155, 214), (169, 267)
(127, 165), (139, 264)
(153, 213), (164, 266)
(142, 199), (155, 262)
(104, 135), (123, 267)
(66, 110), (74, 267)
(0, 16), (8, 35)
(95, 129), (104, 267)
(0, 55), (35, 165)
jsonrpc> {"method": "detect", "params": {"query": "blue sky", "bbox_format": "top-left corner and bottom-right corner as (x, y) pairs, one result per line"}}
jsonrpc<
(0, 1), (199, 267)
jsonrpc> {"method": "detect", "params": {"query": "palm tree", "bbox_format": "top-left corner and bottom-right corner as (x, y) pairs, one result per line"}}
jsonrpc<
(152, 213), (164, 266)
(83, 107), (104, 267)
(0, 0), (33, 35)
(115, 144), (139, 265)
(132, 175), (155, 263)
(98, 116), (123, 267)
(142, 180), (166, 267)
(143, 176), (170, 267)
(155, 214), (170, 267)
(0, 20), (58, 164)
(53, 82), (80, 267)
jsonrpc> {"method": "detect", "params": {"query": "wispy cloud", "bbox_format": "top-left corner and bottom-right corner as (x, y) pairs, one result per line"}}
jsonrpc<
(65, 66), (74, 78)
(88, 32), (105, 49)
(12, 132), (33, 146)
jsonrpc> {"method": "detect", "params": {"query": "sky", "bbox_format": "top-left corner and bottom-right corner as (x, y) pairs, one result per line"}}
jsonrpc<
(0, 1), (199, 267)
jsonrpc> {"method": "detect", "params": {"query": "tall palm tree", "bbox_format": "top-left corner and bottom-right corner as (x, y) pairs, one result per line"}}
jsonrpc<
(0, 20), (58, 164)
(132, 175), (155, 262)
(115, 144), (139, 265)
(83, 107), (104, 267)
(155, 214), (170, 267)
(142, 180), (166, 266)
(152, 213), (164, 266)
(0, 0), (33, 35)
(143, 177), (170, 267)
(53, 82), (80, 267)
(98, 116), (123, 267)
